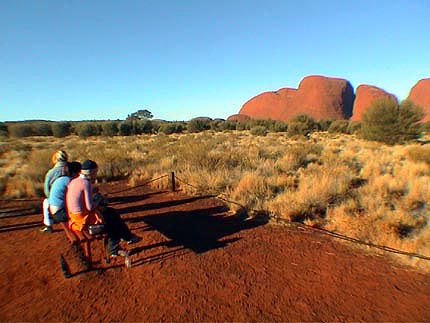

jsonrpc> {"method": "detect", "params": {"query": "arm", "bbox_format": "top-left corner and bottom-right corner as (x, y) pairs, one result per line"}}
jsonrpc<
(44, 169), (53, 197)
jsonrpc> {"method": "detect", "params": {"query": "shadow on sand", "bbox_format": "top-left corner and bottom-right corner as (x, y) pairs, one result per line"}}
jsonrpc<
(118, 195), (268, 255)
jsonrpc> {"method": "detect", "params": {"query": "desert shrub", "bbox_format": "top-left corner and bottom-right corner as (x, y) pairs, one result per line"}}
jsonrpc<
(420, 121), (430, 133)
(77, 123), (99, 138)
(236, 122), (248, 131)
(217, 120), (237, 131)
(270, 120), (288, 132)
(250, 126), (268, 136)
(52, 122), (72, 138)
(398, 100), (424, 142)
(287, 114), (318, 137)
(405, 145), (430, 165)
(32, 122), (53, 136)
(118, 122), (132, 136)
(0, 123), (8, 137)
(159, 123), (184, 135)
(242, 119), (287, 132)
(346, 121), (362, 135)
(187, 118), (211, 133)
(9, 124), (33, 137)
(318, 118), (335, 131)
(209, 119), (223, 131)
(102, 122), (118, 136)
(361, 98), (423, 145)
(328, 120), (349, 134)
(138, 119), (154, 134)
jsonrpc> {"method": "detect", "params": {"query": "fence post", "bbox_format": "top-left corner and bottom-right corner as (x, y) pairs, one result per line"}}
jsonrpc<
(170, 171), (175, 192)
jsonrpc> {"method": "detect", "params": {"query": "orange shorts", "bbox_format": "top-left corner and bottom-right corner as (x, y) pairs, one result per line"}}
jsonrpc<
(68, 210), (102, 231)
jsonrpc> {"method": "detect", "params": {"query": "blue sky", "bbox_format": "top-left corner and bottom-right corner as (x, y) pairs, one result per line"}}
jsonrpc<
(1, 0), (429, 122)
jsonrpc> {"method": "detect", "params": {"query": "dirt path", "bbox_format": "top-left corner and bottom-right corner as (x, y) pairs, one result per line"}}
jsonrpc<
(1, 181), (430, 322)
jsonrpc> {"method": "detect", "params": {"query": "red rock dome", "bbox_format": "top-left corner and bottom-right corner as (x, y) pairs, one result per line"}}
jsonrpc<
(294, 76), (354, 120)
(407, 78), (430, 122)
(237, 75), (354, 122)
(351, 85), (398, 121)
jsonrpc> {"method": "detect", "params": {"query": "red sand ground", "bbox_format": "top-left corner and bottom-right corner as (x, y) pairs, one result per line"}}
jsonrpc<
(1, 181), (430, 322)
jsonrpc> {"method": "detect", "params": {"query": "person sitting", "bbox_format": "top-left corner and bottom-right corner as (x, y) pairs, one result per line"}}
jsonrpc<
(93, 191), (142, 247)
(41, 150), (68, 233)
(49, 161), (82, 224)
(66, 159), (141, 257)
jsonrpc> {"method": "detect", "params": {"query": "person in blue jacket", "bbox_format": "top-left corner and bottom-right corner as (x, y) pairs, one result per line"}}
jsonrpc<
(40, 150), (68, 232)
(48, 161), (82, 224)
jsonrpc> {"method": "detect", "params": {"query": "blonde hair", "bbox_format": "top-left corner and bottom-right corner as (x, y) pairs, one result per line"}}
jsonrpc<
(51, 150), (68, 164)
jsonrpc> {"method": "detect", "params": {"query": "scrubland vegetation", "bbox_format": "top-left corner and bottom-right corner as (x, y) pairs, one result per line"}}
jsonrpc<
(1, 130), (430, 271)
(1, 99), (429, 271)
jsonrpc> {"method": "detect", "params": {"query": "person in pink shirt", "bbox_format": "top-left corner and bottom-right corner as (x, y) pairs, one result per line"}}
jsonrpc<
(66, 159), (141, 257)
(66, 159), (101, 231)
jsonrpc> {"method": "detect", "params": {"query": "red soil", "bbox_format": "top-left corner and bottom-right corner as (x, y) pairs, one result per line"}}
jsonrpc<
(1, 181), (430, 322)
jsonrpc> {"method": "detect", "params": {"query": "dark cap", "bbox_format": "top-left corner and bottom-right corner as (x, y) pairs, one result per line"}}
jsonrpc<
(81, 159), (98, 171)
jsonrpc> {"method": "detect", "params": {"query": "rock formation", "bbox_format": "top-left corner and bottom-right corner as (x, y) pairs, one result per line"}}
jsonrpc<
(294, 76), (354, 120)
(407, 78), (430, 122)
(236, 75), (354, 122)
(351, 85), (398, 121)
(228, 75), (430, 122)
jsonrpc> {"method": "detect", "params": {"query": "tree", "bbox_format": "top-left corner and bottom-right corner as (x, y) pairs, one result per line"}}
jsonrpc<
(361, 98), (423, 145)
(127, 109), (153, 120)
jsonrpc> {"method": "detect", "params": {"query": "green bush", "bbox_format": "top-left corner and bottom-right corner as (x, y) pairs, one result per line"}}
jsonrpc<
(118, 122), (132, 136)
(159, 123), (185, 135)
(52, 122), (72, 138)
(287, 114), (318, 137)
(187, 118), (211, 133)
(236, 122), (248, 131)
(9, 124), (33, 137)
(102, 122), (118, 136)
(78, 123), (99, 138)
(139, 119), (154, 134)
(318, 118), (335, 131)
(271, 120), (288, 132)
(32, 122), (53, 136)
(346, 121), (362, 135)
(398, 100), (425, 142)
(242, 118), (287, 132)
(217, 120), (237, 131)
(361, 98), (423, 145)
(420, 121), (430, 133)
(328, 120), (349, 134)
(250, 125), (268, 136)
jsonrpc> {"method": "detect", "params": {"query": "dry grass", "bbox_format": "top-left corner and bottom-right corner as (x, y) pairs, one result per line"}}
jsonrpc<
(2, 131), (430, 271)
